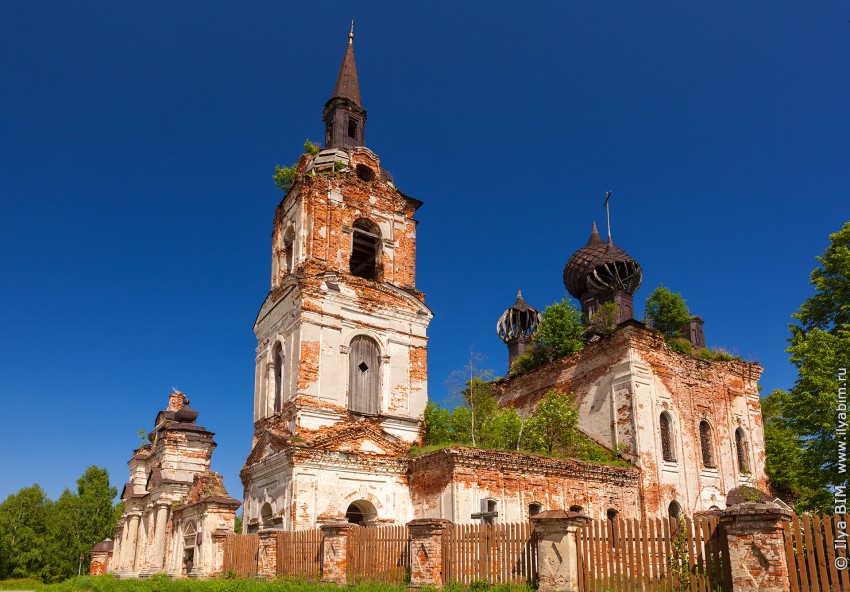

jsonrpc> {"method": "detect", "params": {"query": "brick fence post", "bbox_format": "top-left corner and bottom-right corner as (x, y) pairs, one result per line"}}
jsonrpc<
(719, 502), (793, 592)
(320, 522), (352, 585)
(407, 518), (451, 588)
(531, 510), (591, 592)
(257, 530), (279, 579)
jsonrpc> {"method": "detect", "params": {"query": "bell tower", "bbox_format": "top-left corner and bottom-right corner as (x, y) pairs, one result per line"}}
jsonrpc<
(322, 22), (366, 150)
(242, 28), (432, 530)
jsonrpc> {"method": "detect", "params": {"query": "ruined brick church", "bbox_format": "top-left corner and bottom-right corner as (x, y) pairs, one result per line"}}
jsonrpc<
(102, 28), (769, 577)
(238, 30), (768, 530)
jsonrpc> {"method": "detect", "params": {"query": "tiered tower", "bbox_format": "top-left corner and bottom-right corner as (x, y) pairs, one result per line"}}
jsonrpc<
(241, 29), (432, 531)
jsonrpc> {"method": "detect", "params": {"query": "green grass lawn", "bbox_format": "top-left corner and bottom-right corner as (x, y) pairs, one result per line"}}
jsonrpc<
(37, 576), (532, 592)
(0, 578), (44, 590)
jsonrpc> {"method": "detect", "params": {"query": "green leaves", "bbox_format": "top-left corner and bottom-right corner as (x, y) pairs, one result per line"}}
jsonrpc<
(522, 391), (578, 455)
(535, 298), (585, 359)
(763, 221), (850, 513)
(644, 285), (691, 340)
(272, 164), (298, 193)
(0, 467), (119, 582)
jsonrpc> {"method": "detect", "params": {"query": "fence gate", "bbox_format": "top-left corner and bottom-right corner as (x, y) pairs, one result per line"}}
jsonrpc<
(276, 529), (322, 580)
(577, 516), (730, 592)
(347, 524), (410, 584)
(222, 533), (258, 578)
(441, 522), (537, 585)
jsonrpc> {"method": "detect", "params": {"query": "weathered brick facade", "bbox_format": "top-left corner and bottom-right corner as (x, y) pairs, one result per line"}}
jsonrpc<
(107, 393), (239, 578)
(495, 322), (767, 518)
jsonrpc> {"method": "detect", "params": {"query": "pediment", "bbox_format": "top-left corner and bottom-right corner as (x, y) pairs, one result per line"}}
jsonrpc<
(307, 423), (408, 456)
(243, 429), (291, 467)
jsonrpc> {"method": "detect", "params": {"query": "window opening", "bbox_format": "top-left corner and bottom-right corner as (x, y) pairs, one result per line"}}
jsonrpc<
(529, 502), (542, 517)
(735, 427), (750, 473)
(349, 219), (380, 280)
(668, 501), (682, 520)
(699, 420), (715, 468)
(660, 412), (675, 462)
(348, 118), (358, 139)
(273, 343), (283, 413)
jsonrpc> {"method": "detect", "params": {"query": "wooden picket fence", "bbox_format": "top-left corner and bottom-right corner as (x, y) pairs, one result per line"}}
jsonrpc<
(577, 516), (728, 592)
(785, 514), (849, 592)
(222, 533), (258, 578)
(442, 522), (537, 585)
(276, 528), (322, 580)
(347, 524), (410, 584)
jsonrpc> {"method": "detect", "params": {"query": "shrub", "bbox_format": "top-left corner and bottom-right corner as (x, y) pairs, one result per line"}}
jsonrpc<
(668, 337), (694, 355)
(588, 302), (619, 335)
(644, 285), (691, 340)
(535, 299), (585, 360)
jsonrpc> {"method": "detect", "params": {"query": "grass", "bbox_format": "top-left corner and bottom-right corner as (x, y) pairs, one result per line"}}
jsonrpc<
(0, 579), (44, 590)
(39, 576), (532, 592)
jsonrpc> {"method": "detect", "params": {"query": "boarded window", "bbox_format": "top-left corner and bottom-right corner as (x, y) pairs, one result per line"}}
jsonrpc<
(660, 412), (675, 462)
(699, 420), (715, 468)
(735, 427), (750, 473)
(350, 219), (380, 280)
(273, 342), (283, 413)
(349, 335), (380, 415)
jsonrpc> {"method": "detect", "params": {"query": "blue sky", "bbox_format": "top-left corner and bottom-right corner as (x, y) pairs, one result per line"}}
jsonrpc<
(1, 1), (848, 504)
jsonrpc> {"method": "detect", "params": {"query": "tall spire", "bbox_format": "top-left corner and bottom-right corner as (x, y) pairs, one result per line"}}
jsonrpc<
(331, 22), (362, 107)
(323, 23), (367, 149)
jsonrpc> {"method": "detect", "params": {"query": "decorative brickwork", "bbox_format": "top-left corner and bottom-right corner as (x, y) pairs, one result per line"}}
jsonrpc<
(319, 522), (352, 584)
(257, 530), (278, 578)
(407, 519), (450, 588)
(719, 503), (792, 592)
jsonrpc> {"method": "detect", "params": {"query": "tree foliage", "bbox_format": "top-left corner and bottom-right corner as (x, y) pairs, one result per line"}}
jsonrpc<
(764, 221), (850, 512)
(589, 301), (619, 335)
(535, 298), (585, 359)
(644, 285), (691, 340)
(523, 390), (579, 454)
(0, 467), (120, 582)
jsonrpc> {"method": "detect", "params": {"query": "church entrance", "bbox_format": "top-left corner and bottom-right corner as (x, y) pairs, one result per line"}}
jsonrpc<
(345, 500), (377, 525)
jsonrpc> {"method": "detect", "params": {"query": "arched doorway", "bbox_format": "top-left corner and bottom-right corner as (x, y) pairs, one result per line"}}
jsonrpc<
(345, 500), (377, 526)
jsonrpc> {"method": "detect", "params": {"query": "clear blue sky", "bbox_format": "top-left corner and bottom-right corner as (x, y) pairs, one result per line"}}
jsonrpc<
(1, 1), (848, 503)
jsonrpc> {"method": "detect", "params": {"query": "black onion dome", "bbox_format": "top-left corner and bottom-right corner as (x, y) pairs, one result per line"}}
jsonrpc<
(563, 222), (642, 299)
(175, 400), (198, 424)
(497, 290), (541, 343)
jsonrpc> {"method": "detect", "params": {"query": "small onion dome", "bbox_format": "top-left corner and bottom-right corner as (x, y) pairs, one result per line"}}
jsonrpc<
(563, 222), (642, 300)
(497, 290), (541, 343)
(175, 400), (198, 424)
(90, 539), (114, 553)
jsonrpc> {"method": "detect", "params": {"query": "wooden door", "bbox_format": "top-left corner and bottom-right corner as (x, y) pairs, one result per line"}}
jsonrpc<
(349, 336), (380, 415)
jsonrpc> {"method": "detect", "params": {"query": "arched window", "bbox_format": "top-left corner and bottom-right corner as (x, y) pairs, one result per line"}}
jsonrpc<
(569, 505), (583, 513)
(735, 427), (750, 474)
(668, 501), (682, 520)
(273, 342), (283, 413)
(350, 219), (381, 280)
(260, 503), (273, 528)
(349, 336), (380, 415)
(660, 412), (676, 462)
(606, 508), (619, 521)
(699, 420), (715, 468)
(529, 502), (543, 517)
(182, 520), (198, 575)
(283, 227), (295, 274)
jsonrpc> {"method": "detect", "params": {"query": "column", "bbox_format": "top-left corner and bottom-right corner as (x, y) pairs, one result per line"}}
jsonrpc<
(407, 519), (451, 588)
(123, 514), (141, 572)
(257, 530), (279, 579)
(152, 504), (170, 569)
(719, 503), (793, 592)
(319, 522), (352, 584)
(530, 510), (591, 592)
